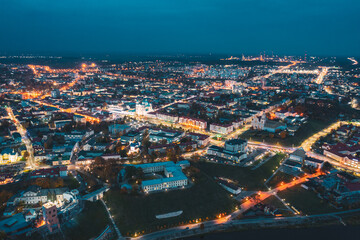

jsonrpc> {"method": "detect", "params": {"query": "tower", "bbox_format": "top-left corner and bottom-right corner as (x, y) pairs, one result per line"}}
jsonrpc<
(43, 202), (60, 232)
(260, 114), (266, 129)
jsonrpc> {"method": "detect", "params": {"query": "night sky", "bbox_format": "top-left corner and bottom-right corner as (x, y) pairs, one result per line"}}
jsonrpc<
(1, 0), (359, 56)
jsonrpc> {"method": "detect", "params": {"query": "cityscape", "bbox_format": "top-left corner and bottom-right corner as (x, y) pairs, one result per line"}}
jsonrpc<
(0, 1), (360, 240)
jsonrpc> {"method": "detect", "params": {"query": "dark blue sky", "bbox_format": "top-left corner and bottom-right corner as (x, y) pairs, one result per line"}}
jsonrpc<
(1, 0), (359, 56)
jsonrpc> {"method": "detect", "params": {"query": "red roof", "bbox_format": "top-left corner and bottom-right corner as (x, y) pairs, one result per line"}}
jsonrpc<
(345, 182), (360, 192)
(30, 166), (67, 177)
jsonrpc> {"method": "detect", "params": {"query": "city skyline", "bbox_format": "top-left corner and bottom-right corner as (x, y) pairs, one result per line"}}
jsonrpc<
(1, 1), (360, 239)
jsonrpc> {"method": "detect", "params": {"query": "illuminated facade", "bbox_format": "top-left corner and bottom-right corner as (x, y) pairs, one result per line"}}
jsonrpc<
(132, 161), (190, 193)
(179, 117), (207, 130)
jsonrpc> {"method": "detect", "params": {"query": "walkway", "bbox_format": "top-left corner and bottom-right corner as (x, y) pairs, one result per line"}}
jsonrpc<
(100, 199), (123, 240)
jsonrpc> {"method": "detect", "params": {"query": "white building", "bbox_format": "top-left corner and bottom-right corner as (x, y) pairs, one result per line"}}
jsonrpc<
(289, 147), (306, 162)
(12, 186), (68, 205)
(224, 138), (248, 152)
(209, 123), (234, 135)
(156, 113), (179, 123)
(251, 114), (287, 133)
(207, 138), (248, 164)
(136, 101), (153, 116)
(132, 161), (190, 193)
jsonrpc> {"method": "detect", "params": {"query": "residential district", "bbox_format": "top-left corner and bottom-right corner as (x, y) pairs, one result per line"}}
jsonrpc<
(0, 54), (359, 240)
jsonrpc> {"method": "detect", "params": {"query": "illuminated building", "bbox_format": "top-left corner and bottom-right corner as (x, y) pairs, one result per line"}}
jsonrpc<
(43, 202), (60, 232)
(134, 161), (190, 193)
(179, 117), (207, 130)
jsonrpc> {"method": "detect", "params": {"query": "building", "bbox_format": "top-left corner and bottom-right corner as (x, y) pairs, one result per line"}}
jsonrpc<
(64, 131), (86, 142)
(51, 89), (60, 98)
(136, 100), (153, 116)
(209, 123), (234, 135)
(156, 113), (179, 123)
(303, 157), (324, 169)
(252, 114), (287, 133)
(323, 143), (360, 169)
(120, 130), (142, 143)
(73, 115), (86, 124)
(252, 114), (266, 130)
(108, 124), (131, 136)
(188, 133), (210, 147)
(43, 202), (60, 232)
(282, 159), (302, 171)
(0, 148), (19, 163)
(149, 128), (184, 143)
(29, 166), (68, 179)
(53, 120), (72, 129)
(148, 144), (174, 154)
(207, 138), (247, 164)
(207, 145), (247, 164)
(224, 138), (248, 152)
(0, 213), (32, 236)
(289, 147), (306, 162)
(216, 177), (242, 195)
(12, 186), (68, 205)
(132, 161), (190, 193)
(179, 117), (207, 130)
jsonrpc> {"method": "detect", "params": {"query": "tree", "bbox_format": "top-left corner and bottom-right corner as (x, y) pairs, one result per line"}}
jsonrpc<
(321, 161), (333, 173)
(0, 190), (13, 208)
(166, 149), (177, 163)
(135, 167), (144, 180)
(34, 178), (51, 188)
(120, 187), (128, 194)
(142, 131), (151, 153)
(23, 151), (29, 159)
(125, 166), (137, 179)
(44, 137), (53, 150)
(185, 145), (193, 152)
(92, 156), (105, 168)
(0, 230), (7, 240)
(280, 131), (287, 139)
(51, 177), (64, 188)
(150, 151), (158, 162)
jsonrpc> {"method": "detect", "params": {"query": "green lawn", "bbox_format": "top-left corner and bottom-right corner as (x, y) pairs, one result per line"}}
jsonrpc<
(267, 171), (295, 189)
(277, 185), (339, 215)
(194, 153), (286, 191)
(62, 201), (110, 240)
(63, 174), (80, 190)
(239, 119), (334, 147)
(103, 170), (236, 237)
(261, 195), (286, 209)
(261, 195), (294, 217)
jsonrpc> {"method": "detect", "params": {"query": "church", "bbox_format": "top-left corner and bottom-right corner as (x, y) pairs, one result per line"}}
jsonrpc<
(251, 114), (287, 133)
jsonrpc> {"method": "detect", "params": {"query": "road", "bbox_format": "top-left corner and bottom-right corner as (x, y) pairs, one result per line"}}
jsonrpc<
(315, 67), (329, 84)
(32, 99), (100, 123)
(151, 95), (196, 112)
(6, 106), (36, 169)
(251, 61), (298, 81)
